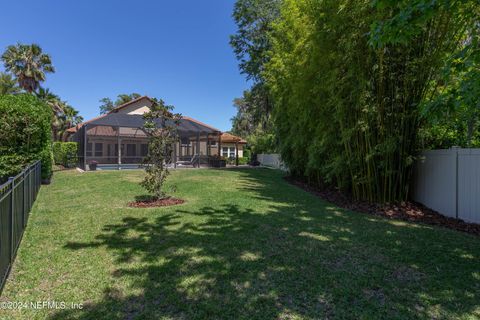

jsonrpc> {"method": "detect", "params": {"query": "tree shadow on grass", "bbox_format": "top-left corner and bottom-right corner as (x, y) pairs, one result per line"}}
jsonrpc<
(53, 169), (480, 319)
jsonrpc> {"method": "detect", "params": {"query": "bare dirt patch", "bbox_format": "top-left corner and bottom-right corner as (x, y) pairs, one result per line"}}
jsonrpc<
(128, 196), (185, 208)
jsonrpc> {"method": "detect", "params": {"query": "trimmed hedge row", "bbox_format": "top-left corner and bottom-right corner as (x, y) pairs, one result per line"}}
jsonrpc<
(0, 94), (53, 183)
(53, 142), (78, 168)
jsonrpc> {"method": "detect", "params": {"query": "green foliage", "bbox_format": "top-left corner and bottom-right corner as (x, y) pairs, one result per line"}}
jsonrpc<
(231, 84), (274, 134)
(99, 93), (142, 114)
(225, 156), (249, 165)
(265, 0), (477, 202)
(243, 148), (251, 160)
(247, 130), (277, 154)
(141, 99), (182, 200)
(230, 0), (280, 152)
(238, 157), (249, 165)
(0, 94), (53, 181)
(0, 154), (26, 184)
(36, 87), (83, 141)
(52, 142), (78, 167)
(420, 23), (480, 148)
(1, 43), (82, 145)
(1, 43), (55, 93)
(230, 0), (281, 81)
(0, 72), (21, 95)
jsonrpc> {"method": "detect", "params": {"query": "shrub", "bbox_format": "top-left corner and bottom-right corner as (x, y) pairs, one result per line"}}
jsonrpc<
(243, 148), (251, 160)
(0, 154), (26, 184)
(226, 157), (248, 165)
(238, 157), (249, 165)
(53, 142), (78, 167)
(0, 94), (52, 181)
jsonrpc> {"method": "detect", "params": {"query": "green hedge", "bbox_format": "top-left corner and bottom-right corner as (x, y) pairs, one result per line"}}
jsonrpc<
(238, 157), (249, 165)
(243, 149), (251, 160)
(226, 157), (248, 165)
(53, 142), (78, 167)
(0, 94), (52, 182)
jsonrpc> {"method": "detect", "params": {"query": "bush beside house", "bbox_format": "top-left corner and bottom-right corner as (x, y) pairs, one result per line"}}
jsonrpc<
(0, 94), (53, 183)
(52, 142), (77, 168)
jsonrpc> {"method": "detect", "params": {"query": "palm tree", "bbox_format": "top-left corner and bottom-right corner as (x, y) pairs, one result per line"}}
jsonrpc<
(59, 104), (83, 141)
(36, 87), (65, 141)
(0, 72), (21, 95)
(35, 87), (83, 141)
(36, 87), (64, 113)
(1, 43), (55, 93)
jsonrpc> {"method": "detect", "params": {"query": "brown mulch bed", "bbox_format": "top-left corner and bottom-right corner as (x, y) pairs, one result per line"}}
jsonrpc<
(128, 197), (185, 208)
(286, 177), (480, 236)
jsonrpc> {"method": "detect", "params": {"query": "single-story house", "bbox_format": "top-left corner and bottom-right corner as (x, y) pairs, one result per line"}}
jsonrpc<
(66, 96), (247, 170)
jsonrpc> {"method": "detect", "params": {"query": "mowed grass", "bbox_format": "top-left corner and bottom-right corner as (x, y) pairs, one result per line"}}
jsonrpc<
(1, 168), (480, 320)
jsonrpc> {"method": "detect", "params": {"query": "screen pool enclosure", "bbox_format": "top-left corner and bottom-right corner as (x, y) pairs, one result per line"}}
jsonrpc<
(72, 113), (226, 170)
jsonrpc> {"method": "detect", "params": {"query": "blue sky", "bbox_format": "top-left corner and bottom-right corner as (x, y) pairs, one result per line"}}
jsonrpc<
(0, 0), (248, 131)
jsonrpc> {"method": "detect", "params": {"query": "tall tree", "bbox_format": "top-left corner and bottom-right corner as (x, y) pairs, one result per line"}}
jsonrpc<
(265, 0), (478, 202)
(58, 104), (83, 141)
(230, 0), (280, 143)
(0, 72), (21, 95)
(1, 43), (55, 93)
(420, 25), (480, 148)
(99, 97), (115, 114)
(230, 0), (281, 81)
(36, 87), (63, 113)
(99, 93), (142, 114)
(115, 93), (141, 106)
(36, 87), (83, 141)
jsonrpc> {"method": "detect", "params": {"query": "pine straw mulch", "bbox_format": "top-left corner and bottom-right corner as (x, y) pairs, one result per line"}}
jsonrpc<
(286, 177), (480, 236)
(128, 197), (185, 208)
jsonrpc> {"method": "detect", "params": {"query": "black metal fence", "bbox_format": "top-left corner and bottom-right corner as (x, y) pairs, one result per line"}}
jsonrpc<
(0, 161), (41, 294)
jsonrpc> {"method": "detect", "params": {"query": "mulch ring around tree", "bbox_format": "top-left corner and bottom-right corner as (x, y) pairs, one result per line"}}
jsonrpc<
(128, 196), (185, 208)
(286, 177), (480, 236)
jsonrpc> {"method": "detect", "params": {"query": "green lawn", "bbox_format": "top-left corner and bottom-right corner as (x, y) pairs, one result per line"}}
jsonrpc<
(1, 168), (479, 319)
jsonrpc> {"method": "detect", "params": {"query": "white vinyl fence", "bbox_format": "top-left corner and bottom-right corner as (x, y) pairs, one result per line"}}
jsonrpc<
(413, 148), (480, 224)
(257, 154), (287, 171)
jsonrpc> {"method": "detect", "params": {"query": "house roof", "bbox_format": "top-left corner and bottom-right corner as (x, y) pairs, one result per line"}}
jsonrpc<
(183, 116), (220, 132)
(85, 113), (219, 136)
(66, 114), (108, 133)
(67, 96), (221, 134)
(221, 133), (247, 144)
(108, 95), (155, 114)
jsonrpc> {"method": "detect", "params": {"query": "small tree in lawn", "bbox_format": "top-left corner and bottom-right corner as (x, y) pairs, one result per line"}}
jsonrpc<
(141, 99), (181, 200)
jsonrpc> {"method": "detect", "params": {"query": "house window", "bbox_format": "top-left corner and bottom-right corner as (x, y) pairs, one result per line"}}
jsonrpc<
(126, 144), (136, 157)
(95, 143), (103, 157)
(222, 147), (236, 158)
(141, 144), (148, 157)
(86, 143), (92, 157)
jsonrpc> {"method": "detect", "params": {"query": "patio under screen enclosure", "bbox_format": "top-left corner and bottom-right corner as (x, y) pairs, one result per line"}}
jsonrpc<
(72, 113), (227, 170)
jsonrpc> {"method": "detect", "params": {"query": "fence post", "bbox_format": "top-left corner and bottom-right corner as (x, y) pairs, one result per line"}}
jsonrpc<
(8, 177), (14, 263)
